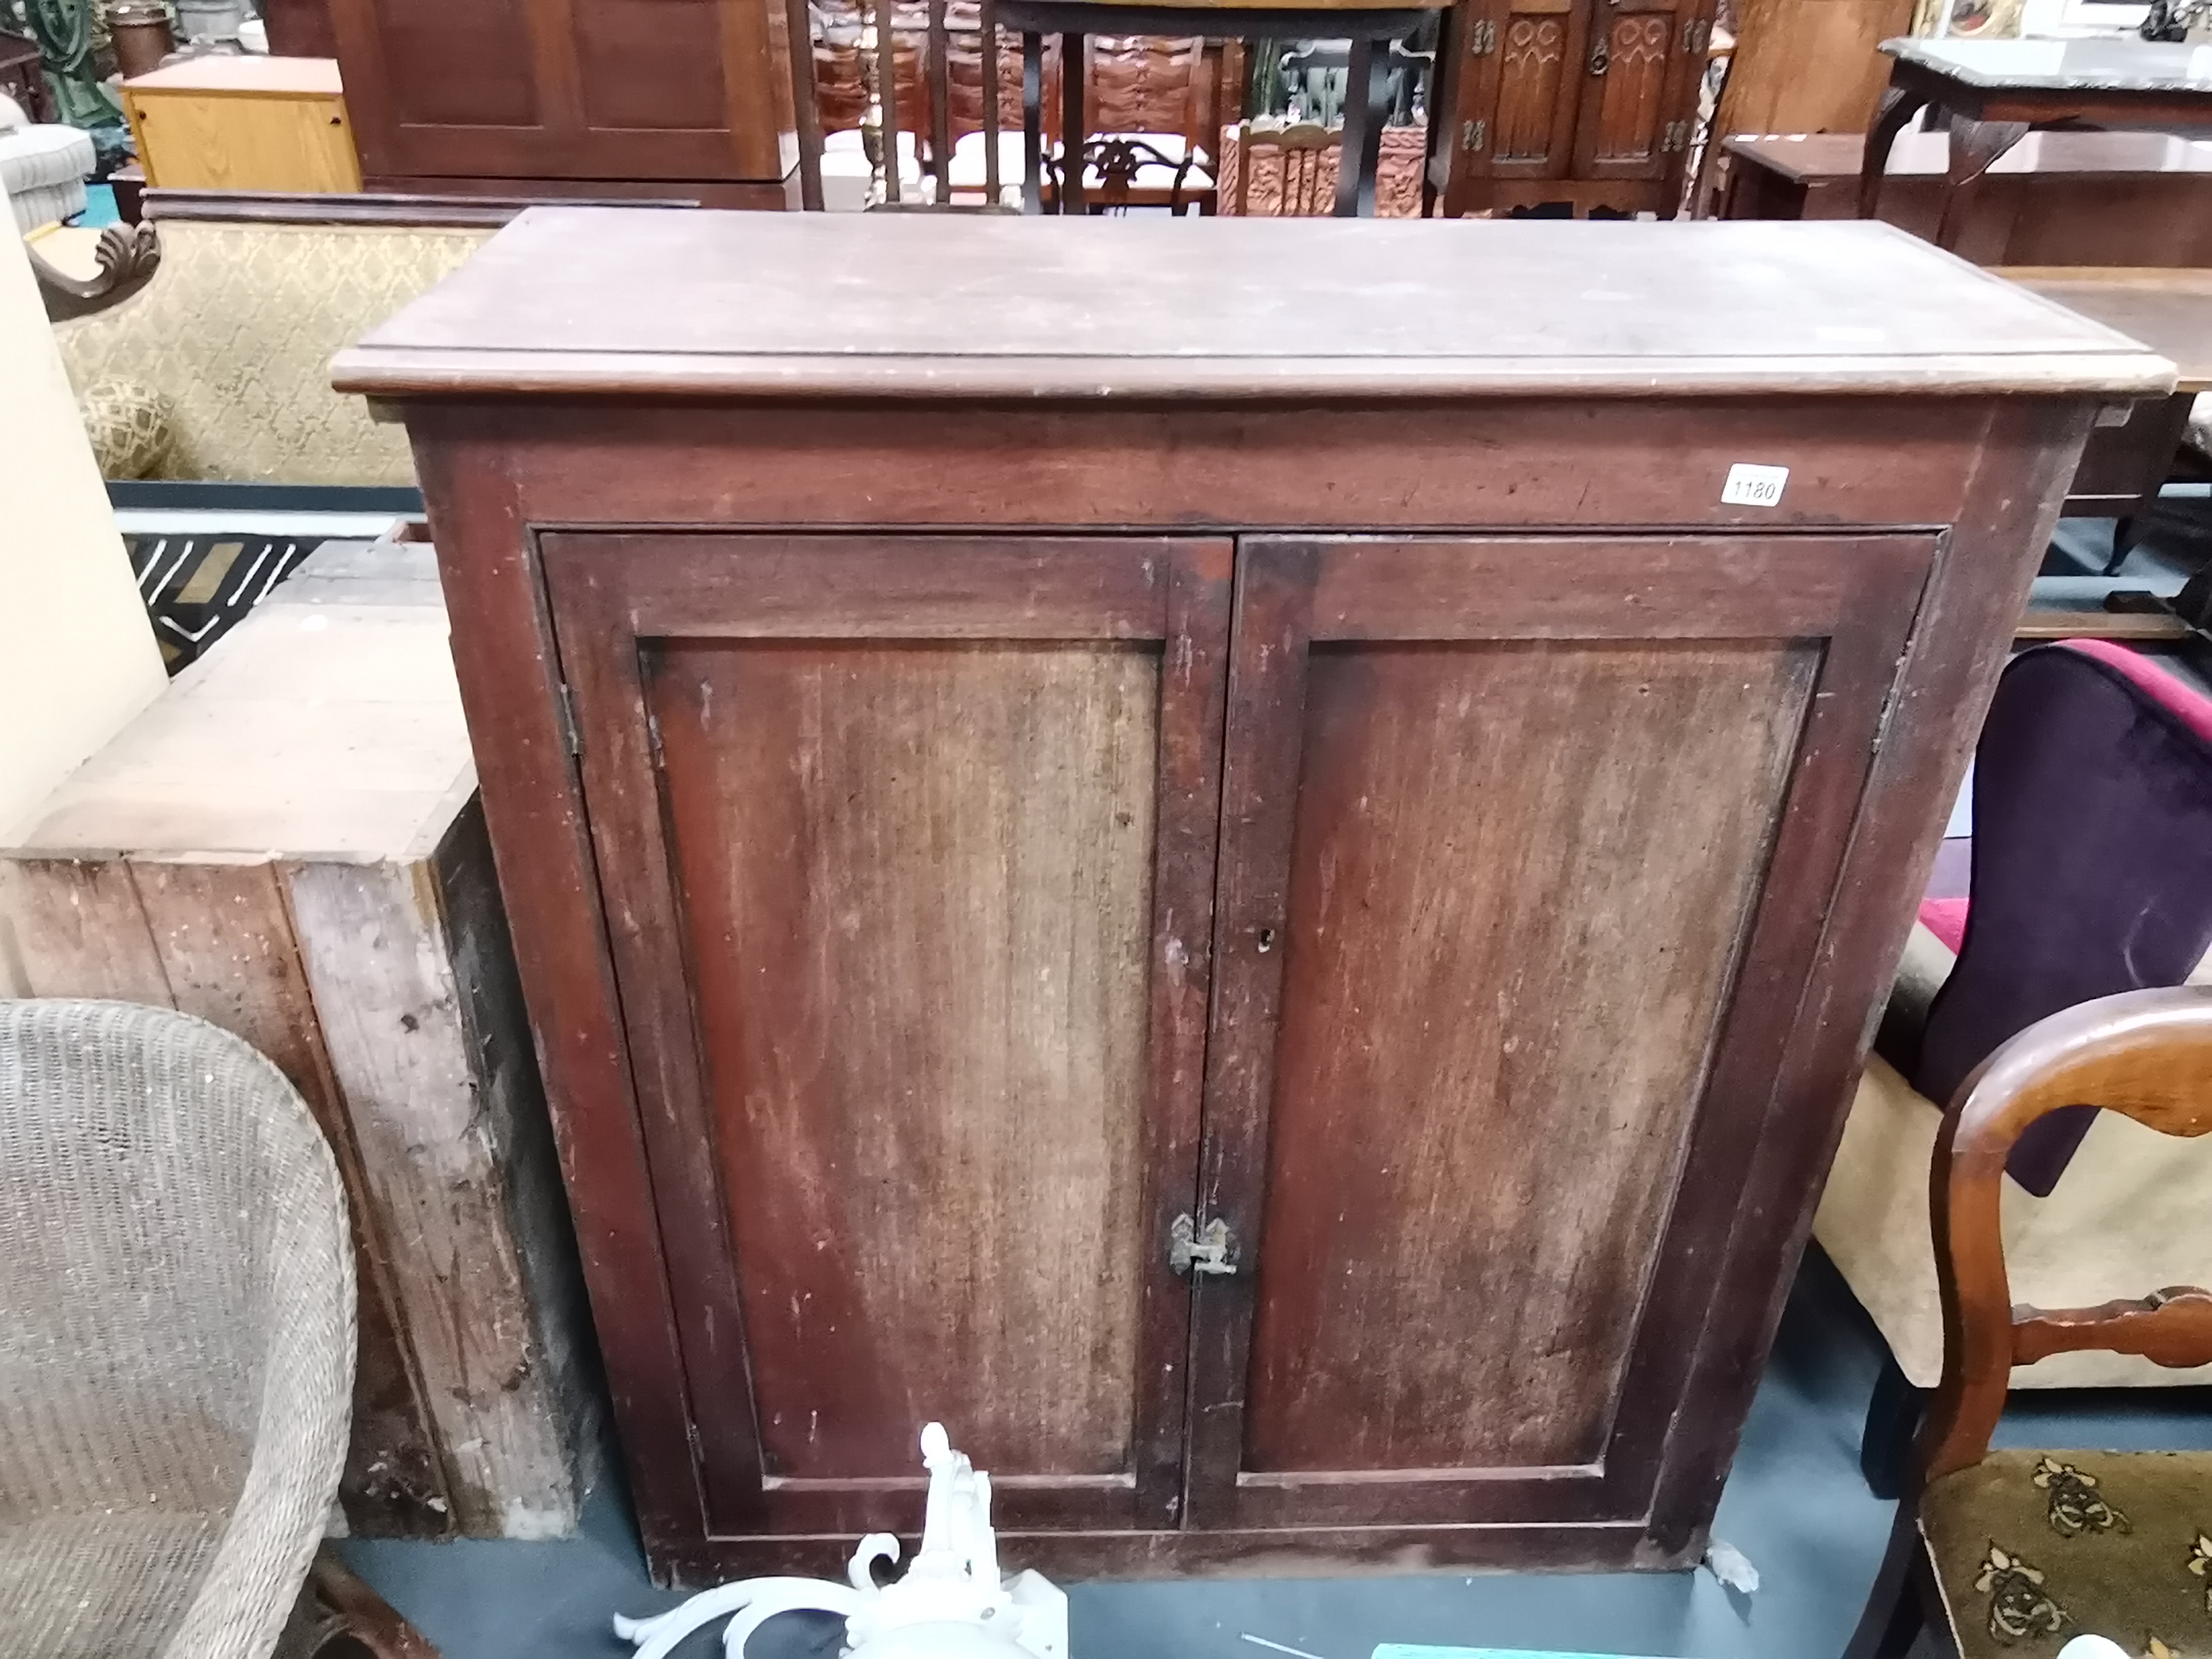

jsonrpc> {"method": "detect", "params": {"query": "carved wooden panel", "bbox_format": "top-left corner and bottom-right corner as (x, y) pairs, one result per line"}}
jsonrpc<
(1573, 0), (1704, 179)
(1496, 13), (1570, 161)
(1451, 0), (1583, 182)
(1443, 0), (1713, 211)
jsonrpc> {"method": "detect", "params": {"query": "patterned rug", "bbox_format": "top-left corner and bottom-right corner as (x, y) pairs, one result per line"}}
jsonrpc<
(127, 532), (319, 673)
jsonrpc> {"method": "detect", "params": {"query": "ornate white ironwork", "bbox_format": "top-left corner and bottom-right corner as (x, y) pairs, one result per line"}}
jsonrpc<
(615, 1422), (1068, 1659)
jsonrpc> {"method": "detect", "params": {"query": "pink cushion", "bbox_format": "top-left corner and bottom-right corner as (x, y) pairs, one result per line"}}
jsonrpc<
(1919, 895), (1969, 954)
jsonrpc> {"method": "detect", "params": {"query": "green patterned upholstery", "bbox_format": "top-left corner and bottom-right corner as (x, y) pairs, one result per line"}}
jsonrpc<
(52, 218), (491, 486)
(1923, 1450), (2212, 1658)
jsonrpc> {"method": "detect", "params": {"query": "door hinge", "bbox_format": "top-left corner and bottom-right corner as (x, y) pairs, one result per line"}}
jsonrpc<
(1681, 18), (1711, 53)
(1168, 1213), (1237, 1278)
(1467, 18), (1497, 54)
(1661, 119), (1689, 152)
(556, 681), (582, 757)
(1461, 117), (1488, 152)
(645, 710), (665, 769)
(1587, 34), (1610, 75)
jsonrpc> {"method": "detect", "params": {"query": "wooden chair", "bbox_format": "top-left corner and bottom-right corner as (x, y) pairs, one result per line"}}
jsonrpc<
(1847, 985), (2212, 1659)
(1230, 116), (1336, 216)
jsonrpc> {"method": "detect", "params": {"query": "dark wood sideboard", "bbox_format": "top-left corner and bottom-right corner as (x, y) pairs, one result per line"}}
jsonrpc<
(335, 212), (2167, 1585)
(321, 0), (797, 205)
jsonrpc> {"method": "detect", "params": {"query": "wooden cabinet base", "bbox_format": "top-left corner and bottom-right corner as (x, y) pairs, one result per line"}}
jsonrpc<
(362, 173), (797, 209)
(334, 212), (2166, 1588)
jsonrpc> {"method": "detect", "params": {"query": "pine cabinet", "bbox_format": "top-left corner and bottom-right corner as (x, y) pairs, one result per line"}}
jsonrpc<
(335, 209), (2163, 1584)
(1441, 0), (1715, 216)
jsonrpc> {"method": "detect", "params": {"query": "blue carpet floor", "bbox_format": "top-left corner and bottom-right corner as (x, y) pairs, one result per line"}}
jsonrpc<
(338, 1248), (2212, 1659)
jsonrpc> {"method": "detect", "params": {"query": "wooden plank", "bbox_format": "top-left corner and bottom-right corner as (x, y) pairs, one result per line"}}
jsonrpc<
(331, 213), (2173, 403)
(2015, 608), (2191, 642)
(410, 435), (707, 1559)
(539, 534), (1174, 640)
(413, 398), (1996, 535)
(0, 858), (170, 1002)
(2000, 268), (2212, 391)
(127, 856), (455, 1538)
(286, 847), (589, 1537)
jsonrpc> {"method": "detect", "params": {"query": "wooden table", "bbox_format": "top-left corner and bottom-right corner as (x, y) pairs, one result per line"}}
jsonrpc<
(335, 210), (2165, 1586)
(121, 55), (361, 194)
(1858, 37), (2212, 249)
(2005, 266), (2212, 575)
(1721, 129), (2212, 265)
(994, 0), (1443, 215)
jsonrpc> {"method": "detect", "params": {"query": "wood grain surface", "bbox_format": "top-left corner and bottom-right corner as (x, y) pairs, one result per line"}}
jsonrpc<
(540, 533), (1230, 1538)
(332, 213), (2172, 401)
(1245, 638), (1815, 1475)
(664, 639), (1158, 1483)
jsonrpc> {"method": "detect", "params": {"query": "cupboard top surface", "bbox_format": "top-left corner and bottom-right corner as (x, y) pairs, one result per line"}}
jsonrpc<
(332, 210), (2173, 403)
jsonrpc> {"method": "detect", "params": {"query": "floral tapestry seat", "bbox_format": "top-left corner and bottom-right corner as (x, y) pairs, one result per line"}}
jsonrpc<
(1921, 1450), (2212, 1659)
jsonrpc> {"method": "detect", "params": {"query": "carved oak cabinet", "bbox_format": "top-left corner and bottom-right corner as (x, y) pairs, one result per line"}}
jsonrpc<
(336, 211), (2165, 1584)
(1435, 0), (1719, 217)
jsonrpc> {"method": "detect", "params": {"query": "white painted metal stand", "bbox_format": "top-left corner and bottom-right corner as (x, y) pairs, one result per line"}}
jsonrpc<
(615, 1423), (1069, 1659)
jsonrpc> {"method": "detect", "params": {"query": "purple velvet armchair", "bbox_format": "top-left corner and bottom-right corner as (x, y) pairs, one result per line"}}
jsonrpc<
(1814, 639), (2212, 1494)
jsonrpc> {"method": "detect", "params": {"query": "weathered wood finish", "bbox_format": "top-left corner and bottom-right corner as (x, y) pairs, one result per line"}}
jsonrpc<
(538, 535), (1227, 1536)
(0, 548), (602, 1540)
(346, 211), (2153, 1584)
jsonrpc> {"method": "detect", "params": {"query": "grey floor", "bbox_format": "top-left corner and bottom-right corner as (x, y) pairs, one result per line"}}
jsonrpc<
(338, 1250), (2212, 1659)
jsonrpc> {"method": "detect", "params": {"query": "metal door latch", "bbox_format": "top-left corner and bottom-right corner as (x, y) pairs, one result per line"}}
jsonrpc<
(1169, 1214), (1237, 1277)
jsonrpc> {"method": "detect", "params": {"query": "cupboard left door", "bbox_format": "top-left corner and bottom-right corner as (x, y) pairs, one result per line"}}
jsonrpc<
(541, 533), (1233, 1545)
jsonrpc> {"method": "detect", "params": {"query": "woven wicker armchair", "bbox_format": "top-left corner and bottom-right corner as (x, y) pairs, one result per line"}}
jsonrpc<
(0, 999), (355, 1659)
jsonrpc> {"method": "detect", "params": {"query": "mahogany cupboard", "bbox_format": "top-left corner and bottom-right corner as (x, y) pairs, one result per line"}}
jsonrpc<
(335, 211), (2167, 1583)
(1435, 0), (1717, 216)
(322, 0), (797, 203)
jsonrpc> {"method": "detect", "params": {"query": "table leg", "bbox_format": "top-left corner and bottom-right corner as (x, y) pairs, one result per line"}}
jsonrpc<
(1022, 30), (1044, 213)
(1335, 33), (1389, 217)
(1932, 112), (2028, 252)
(1856, 81), (1928, 221)
(1061, 30), (1087, 214)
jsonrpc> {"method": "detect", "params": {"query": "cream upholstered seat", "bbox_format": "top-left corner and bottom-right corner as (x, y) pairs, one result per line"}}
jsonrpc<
(0, 1000), (354, 1658)
(52, 212), (491, 484)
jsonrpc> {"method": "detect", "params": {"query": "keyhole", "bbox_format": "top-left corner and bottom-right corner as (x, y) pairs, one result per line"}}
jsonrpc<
(1255, 926), (1277, 954)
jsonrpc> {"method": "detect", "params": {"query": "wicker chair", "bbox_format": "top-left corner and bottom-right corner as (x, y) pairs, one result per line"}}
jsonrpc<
(0, 999), (355, 1659)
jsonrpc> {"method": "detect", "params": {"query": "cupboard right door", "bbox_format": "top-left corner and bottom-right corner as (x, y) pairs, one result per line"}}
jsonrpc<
(1183, 533), (1933, 1538)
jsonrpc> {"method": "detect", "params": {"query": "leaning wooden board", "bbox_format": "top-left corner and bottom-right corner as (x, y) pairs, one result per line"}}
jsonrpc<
(336, 211), (2172, 1583)
(0, 540), (600, 1538)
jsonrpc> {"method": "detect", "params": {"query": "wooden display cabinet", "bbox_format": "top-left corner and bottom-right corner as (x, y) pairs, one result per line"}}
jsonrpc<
(335, 210), (2167, 1584)
(1435, 0), (1715, 216)
(324, 0), (797, 204)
